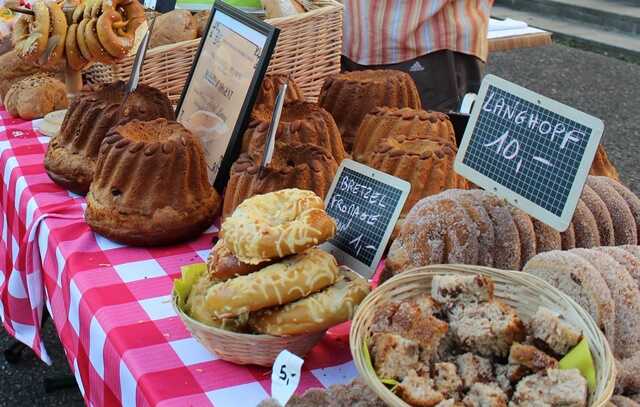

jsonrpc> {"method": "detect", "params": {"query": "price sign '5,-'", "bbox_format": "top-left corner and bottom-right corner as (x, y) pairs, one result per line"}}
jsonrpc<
(271, 350), (304, 405)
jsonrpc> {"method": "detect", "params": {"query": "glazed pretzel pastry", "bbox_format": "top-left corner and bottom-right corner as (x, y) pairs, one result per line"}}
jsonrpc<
(205, 248), (340, 318)
(12, 0), (50, 63)
(97, 0), (145, 58)
(41, 0), (67, 66)
(220, 189), (337, 264)
(76, 17), (93, 61)
(84, 16), (117, 63)
(206, 239), (273, 282)
(248, 267), (371, 336)
(66, 23), (89, 69)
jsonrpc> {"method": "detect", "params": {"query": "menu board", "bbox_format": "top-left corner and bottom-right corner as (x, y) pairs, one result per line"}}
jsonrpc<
(176, 2), (277, 190)
(322, 160), (410, 279)
(455, 74), (604, 232)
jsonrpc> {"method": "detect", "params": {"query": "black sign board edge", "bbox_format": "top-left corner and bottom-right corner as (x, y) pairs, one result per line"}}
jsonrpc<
(453, 74), (604, 232)
(321, 159), (411, 280)
(174, 1), (279, 192)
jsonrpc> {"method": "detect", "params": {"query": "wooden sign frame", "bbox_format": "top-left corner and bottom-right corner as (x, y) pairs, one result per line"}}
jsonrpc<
(454, 74), (604, 232)
(175, 1), (278, 191)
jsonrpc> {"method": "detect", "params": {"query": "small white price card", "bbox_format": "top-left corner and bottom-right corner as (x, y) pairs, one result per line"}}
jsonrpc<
(271, 350), (304, 406)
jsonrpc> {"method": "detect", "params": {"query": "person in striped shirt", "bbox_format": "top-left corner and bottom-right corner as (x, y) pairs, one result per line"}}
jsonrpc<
(342, 0), (493, 112)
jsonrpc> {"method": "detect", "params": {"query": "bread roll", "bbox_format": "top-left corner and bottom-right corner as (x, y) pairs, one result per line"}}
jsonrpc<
(205, 248), (339, 318)
(4, 73), (68, 119)
(149, 10), (198, 48)
(193, 10), (210, 37)
(262, 0), (305, 18)
(248, 267), (370, 335)
(220, 189), (336, 264)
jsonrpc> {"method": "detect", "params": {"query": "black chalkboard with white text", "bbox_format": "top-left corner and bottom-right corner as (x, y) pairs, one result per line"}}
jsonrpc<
(322, 160), (410, 279)
(454, 74), (603, 232)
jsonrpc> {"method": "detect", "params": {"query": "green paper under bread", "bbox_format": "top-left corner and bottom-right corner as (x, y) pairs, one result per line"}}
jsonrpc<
(363, 338), (399, 392)
(174, 263), (207, 310)
(559, 337), (596, 390)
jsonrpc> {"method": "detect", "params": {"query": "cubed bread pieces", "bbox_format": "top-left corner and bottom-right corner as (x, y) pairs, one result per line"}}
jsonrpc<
(529, 307), (582, 355)
(462, 383), (508, 407)
(449, 301), (525, 358)
(510, 368), (587, 407)
(508, 343), (558, 372)
(436, 400), (465, 407)
(455, 353), (494, 390)
(431, 274), (494, 305)
(397, 368), (445, 407)
(610, 395), (640, 407)
(371, 332), (420, 380)
(433, 362), (463, 400)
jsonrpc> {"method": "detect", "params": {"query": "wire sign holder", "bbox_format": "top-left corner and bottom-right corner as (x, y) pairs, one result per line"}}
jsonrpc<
(454, 74), (604, 232)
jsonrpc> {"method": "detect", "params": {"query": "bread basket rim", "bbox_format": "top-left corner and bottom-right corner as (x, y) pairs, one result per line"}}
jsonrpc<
(349, 264), (616, 407)
(263, 0), (343, 24)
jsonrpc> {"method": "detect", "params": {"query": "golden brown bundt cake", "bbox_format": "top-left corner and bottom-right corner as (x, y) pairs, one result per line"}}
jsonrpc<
(318, 70), (421, 152)
(222, 142), (338, 218)
(252, 74), (305, 116)
(44, 81), (175, 195)
(589, 144), (619, 180)
(242, 100), (345, 163)
(352, 107), (457, 164)
(85, 118), (221, 246)
(369, 134), (466, 217)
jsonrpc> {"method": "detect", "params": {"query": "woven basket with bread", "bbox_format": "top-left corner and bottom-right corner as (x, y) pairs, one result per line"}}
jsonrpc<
(173, 188), (370, 366)
(350, 265), (615, 407)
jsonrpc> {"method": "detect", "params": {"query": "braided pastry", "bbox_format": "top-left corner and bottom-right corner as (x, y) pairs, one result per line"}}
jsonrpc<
(12, 0), (50, 63)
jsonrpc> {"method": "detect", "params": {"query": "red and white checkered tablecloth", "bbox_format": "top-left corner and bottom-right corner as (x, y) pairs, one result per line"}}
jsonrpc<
(0, 107), (357, 406)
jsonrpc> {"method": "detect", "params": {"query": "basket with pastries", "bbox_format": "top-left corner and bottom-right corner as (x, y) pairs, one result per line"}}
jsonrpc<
(172, 188), (370, 366)
(350, 265), (615, 407)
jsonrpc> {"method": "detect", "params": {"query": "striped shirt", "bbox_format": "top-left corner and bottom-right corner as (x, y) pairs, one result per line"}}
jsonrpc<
(342, 0), (493, 65)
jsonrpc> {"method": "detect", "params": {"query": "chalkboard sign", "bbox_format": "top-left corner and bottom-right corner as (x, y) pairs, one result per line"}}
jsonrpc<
(321, 160), (410, 279)
(455, 74), (603, 232)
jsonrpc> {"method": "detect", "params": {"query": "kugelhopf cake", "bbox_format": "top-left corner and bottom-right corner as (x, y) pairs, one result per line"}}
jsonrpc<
(45, 81), (175, 194)
(590, 144), (619, 180)
(369, 134), (466, 217)
(243, 101), (345, 163)
(85, 118), (221, 246)
(318, 70), (421, 151)
(222, 142), (339, 218)
(252, 74), (305, 117)
(353, 107), (457, 164)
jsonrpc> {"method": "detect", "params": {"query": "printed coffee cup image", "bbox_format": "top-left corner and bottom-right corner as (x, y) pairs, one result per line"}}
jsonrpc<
(183, 110), (229, 181)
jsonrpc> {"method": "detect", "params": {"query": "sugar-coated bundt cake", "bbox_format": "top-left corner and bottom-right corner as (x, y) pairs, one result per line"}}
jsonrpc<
(44, 81), (175, 194)
(318, 70), (421, 151)
(369, 134), (466, 217)
(242, 100), (345, 163)
(589, 144), (619, 180)
(352, 107), (457, 164)
(252, 74), (305, 116)
(222, 142), (338, 218)
(85, 118), (221, 246)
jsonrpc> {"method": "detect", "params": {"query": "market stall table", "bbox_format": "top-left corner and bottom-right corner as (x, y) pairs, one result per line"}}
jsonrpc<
(0, 107), (355, 406)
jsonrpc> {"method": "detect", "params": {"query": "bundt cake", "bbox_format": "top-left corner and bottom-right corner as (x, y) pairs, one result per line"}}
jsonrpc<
(222, 142), (338, 218)
(369, 134), (466, 217)
(318, 70), (421, 151)
(352, 107), (457, 164)
(242, 100), (345, 163)
(589, 144), (619, 180)
(85, 118), (221, 246)
(44, 81), (175, 194)
(252, 74), (305, 117)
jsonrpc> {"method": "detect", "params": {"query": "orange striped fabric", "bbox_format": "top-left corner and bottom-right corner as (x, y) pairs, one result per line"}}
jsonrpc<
(342, 0), (493, 65)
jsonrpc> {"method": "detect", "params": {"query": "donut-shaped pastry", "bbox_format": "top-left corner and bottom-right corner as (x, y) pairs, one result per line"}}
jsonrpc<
(76, 18), (93, 61)
(66, 23), (88, 70)
(84, 17), (117, 64)
(41, 1), (67, 66)
(249, 268), (370, 336)
(12, 1), (50, 63)
(205, 248), (340, 318)
(220, 189), (337, 264)
(72, 3), (86, 23)
(97, 7), (132, 58)
(84, 0), (102, 19)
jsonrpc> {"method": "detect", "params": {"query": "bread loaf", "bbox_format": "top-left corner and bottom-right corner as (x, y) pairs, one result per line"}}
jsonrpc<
(4, 73), (67, 119)
(149, 10), (198, 48)
(262, 0), (305, 18)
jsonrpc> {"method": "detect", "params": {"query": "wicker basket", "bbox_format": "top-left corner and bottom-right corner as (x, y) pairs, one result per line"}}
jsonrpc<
(350, 265), (616, 407)
(171, 289), (325, 366)
(86, 1), (343, 103)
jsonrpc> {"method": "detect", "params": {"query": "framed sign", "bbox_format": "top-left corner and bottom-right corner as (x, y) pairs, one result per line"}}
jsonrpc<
(321, 160), (410, 279)
(176, 1), (278, 191)
(454, 74), (604, 232)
